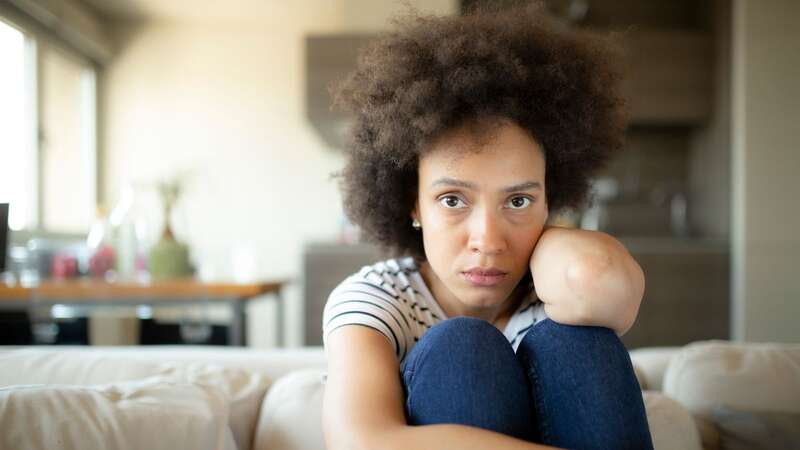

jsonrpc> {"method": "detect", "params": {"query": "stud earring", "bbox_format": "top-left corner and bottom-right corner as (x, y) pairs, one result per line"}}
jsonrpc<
(412, 218), (421, 230)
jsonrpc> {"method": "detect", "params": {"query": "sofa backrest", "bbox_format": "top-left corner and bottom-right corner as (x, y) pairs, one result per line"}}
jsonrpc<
(0, 346), (327, 450)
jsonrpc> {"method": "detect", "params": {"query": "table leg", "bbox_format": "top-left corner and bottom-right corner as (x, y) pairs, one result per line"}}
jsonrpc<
(275, 291), (284, 348)
(229, 299), (246, 346)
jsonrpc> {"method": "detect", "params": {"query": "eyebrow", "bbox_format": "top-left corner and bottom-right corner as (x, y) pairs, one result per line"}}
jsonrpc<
(430, 177), (542, 193)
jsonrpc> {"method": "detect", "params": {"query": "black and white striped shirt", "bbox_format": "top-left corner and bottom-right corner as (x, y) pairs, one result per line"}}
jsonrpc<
(322, 257), (548, 364)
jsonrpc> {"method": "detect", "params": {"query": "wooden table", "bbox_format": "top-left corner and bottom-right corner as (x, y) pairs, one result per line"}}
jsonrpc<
(0, 279), (287, 346)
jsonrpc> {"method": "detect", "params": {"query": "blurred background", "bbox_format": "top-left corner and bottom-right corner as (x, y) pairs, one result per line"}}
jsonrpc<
(0, 0), (797, 349)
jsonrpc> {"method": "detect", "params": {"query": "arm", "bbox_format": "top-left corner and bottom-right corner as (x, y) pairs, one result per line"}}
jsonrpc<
(323, 325), (560, 450)
(530, 226), (645, 336)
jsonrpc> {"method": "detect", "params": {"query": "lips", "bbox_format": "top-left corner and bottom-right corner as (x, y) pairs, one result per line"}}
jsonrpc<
(461, 267), (507, 287)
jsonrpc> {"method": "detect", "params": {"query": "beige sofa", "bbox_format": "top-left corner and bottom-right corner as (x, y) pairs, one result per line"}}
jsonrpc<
(0, 340), (797, 450)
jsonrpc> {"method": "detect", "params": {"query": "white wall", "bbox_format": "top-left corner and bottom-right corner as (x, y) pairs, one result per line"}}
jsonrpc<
(101, 0), (456, 347)
(731, 0), (800, 342)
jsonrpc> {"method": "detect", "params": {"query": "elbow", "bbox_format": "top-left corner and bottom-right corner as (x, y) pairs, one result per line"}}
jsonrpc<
(565, 252), (612, 285)
(563, 251), (614, 311)
(564, 251), (646, 335)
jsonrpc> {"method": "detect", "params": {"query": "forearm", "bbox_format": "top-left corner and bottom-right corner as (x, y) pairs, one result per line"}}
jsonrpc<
(531, 226), (644, 335)
(378, 423), (560, 450)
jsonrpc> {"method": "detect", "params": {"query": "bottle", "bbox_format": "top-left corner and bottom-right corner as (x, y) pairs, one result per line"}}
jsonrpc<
(110, 184), (154, 281)
(87, 206), (115, 280)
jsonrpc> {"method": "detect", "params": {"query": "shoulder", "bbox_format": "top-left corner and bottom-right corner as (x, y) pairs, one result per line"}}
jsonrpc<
(329, 257), (419, 299)
(323, 258), (419, 358)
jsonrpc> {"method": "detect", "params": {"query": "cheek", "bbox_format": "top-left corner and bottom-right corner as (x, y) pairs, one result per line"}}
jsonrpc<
(421, 225), (465, 271)
(422, 225), (462, 257)
(420, 203), (465, 237)
(511, 223), (546, 254)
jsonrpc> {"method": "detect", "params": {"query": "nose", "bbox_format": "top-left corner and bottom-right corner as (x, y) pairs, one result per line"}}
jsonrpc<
(467, 206), (507, 255)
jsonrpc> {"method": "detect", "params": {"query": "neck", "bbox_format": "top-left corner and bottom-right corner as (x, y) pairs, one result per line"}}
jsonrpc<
(420, 262), (527, 327)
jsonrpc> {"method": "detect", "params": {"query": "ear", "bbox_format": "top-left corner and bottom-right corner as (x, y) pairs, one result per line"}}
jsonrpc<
(411, 199), (420, 221)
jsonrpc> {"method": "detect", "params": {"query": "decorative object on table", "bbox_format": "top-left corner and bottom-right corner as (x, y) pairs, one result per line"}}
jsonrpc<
(148, 177), (194, 280)
(86, 206), (116, 279)
(51, 253), (79, 279)
(110, 183), (157, 282)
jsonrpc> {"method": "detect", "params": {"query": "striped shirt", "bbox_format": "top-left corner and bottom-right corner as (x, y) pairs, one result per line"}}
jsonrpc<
(322, 257), (548, 365)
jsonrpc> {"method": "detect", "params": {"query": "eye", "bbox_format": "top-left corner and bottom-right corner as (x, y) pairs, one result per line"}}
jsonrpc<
(438, 195), (467, 209)
(506, 196), (533, 210)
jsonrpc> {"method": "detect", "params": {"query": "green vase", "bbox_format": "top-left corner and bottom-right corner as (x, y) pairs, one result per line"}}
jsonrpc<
(148, 226), (193, 280)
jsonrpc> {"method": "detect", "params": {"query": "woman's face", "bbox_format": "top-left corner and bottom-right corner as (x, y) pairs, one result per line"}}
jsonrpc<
(412, 120), (549, 316)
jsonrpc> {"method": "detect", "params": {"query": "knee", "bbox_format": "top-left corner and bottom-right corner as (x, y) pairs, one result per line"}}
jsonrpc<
(405, 317), (512, 372)
(520, 318), (627, 357)
(403, 317), (535, 439)
(527, 318), (619, 341)
(423, 316), (508, 351)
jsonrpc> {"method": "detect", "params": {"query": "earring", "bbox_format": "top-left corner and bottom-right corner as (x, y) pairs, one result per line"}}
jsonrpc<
(412, 218), (421, 230)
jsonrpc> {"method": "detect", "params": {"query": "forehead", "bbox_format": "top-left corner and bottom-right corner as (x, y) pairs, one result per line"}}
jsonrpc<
(419, 121), (546, 177)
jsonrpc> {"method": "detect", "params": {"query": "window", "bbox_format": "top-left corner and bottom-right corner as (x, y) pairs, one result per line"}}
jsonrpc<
(0, 18), (97, 234)
(40, 45), (97, 233)
(0, 19), (34, 231)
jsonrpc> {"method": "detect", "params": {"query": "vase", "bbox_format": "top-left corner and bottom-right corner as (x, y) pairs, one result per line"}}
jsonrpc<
(148, 225), (193, 280)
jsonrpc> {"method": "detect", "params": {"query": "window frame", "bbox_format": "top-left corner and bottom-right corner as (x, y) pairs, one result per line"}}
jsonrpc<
(0, 14), (99, 235)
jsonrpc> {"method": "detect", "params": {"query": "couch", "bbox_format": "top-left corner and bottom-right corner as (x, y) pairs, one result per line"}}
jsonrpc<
(0, 340), (798, 450)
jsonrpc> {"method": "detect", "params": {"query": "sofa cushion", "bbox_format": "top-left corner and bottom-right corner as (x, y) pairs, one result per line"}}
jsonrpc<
(663, 340), (800, 415)
(159, 362), (270, 450)
(693, 415), (722, 450)
(0, 376), (237, 450)
(254, 370), (701, 450)
(642, 390), (703, 450)
(0, 348), (271, 450)
(711, 407), (800, 450)
(663, 341), (800, 450)
(253, 369), (326, 450)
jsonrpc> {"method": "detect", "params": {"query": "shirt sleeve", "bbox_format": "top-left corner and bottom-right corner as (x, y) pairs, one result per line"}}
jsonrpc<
(322, 273), (411, 359)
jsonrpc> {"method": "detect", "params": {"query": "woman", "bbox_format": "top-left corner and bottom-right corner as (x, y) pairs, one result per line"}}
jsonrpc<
(322, 3), (653, 450)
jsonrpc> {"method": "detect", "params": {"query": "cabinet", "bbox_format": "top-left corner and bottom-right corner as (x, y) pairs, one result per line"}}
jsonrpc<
(617, 30), (713, 125)
(302, 238), (729, 348)
(620, 237), (729, 349)
(303, 242), (387, 345)
(305, 29), (713, 150)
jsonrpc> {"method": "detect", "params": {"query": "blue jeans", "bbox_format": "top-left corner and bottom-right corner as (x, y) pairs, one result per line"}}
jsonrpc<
(400, 317), (654, 450)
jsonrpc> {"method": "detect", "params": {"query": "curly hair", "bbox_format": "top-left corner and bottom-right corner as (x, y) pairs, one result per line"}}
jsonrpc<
(333, 2), (627, 262)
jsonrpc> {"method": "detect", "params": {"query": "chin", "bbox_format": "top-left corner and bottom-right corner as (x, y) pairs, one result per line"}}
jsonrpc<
(457, 287), (510, 307)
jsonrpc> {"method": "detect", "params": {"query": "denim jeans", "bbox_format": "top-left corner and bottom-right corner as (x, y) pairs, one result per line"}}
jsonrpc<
(400, 317), (654, 450)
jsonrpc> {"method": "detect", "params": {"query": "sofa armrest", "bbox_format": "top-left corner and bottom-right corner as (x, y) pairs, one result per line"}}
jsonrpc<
(630, 347), (682, 392)
(254, 369), (326, 450)
(643, 390), (703, 450)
